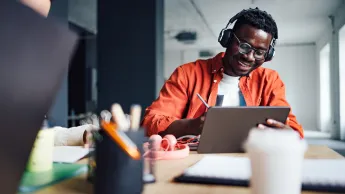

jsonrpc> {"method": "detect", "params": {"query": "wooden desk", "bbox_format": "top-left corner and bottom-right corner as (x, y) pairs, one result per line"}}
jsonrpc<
(36, 145), (344, 194)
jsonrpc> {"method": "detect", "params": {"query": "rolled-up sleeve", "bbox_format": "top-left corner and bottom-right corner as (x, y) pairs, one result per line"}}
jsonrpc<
(267, 72), (304, 138)
(141, 66), (189, 136)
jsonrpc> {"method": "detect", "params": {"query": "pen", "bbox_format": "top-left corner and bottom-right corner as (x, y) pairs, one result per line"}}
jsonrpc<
(101, 120), (141, 160)
(196, 93), (210, 109)
(111, 103), (130, 131)
(130, 104), (142, 131)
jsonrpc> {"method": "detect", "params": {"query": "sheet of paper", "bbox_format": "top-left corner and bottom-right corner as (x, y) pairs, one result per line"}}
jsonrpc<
(53, 146), (92, 163)
(184, 155), (251, 180)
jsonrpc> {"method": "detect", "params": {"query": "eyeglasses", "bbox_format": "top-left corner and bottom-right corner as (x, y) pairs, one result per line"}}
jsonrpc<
(232, 33), (267, 60)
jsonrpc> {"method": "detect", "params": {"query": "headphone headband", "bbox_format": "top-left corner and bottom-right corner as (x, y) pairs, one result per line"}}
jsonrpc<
(223, 9), (249, 30)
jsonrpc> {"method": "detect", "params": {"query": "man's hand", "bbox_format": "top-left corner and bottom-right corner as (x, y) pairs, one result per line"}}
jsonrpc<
(159, 114), (206, 138)
(188, 114), (205, 135)
(258, 118), (292, 130)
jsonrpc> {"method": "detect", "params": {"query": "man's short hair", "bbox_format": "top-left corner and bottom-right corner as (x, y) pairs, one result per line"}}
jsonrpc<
(233, 7), (278, 40)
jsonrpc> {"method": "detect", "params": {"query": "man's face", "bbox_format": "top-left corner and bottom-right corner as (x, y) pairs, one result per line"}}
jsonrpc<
(223, 24), (273, 76)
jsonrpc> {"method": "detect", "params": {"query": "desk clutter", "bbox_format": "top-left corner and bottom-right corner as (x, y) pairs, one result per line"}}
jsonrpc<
(19, 104), (345, 194)
(82, 103), (156, 194)
(175, 129), (345, 194)
(19, 117), (89, 193)
(175, 155), (345, 193)
(53, 146), (91, 163)
(143, 134), (190, 160)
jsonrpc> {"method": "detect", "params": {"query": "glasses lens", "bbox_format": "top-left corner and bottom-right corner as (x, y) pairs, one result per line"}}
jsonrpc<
(254, 50), (266, 60)
(239, 43), (266, 60)
(239, 43), (251, 54)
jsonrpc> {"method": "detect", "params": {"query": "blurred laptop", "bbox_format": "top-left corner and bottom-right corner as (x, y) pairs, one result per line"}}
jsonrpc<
(0, 1), (78, 193)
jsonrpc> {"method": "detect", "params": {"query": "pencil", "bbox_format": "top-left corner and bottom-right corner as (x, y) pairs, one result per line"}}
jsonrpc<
(130, 104), (142, 131)
(111, 103), (129, 131)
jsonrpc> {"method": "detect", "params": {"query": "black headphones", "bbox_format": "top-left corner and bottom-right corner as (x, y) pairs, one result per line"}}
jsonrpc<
(218, 9), (276, 62)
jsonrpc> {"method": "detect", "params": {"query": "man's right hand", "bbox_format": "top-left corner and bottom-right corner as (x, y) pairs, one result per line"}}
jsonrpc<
(159, 114), (206, 138)
(188, 115), (205, 134)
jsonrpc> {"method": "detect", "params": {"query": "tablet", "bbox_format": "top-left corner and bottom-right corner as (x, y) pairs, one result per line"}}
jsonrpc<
(197, 106), (290, 154)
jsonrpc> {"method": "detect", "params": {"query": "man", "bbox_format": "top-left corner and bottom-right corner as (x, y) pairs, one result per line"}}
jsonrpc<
(142, 7), (304, 138)
(20, 0), (95, 146)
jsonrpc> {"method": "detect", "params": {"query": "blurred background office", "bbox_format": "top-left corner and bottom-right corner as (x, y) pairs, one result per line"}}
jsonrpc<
(49, 0), (345, 153)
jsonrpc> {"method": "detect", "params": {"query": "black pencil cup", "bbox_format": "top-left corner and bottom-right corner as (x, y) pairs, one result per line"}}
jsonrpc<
(93, 128), (146, 194)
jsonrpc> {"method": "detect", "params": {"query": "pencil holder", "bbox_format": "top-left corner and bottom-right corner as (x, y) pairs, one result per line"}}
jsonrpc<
(93, 128), (146, 194)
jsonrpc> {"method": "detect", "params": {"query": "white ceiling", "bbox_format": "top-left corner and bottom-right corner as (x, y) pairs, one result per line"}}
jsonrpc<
(164, 0), (345, 50)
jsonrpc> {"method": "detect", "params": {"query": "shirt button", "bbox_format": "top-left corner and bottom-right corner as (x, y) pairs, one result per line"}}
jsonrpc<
(213, 69), (216, 73)
(213, 80), (217, 83)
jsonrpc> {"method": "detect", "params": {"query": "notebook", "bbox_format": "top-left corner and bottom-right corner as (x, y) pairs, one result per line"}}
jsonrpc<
(174, 155), (345, 193)
(19, 163), (87, 193)
(53, 146), (93, 163)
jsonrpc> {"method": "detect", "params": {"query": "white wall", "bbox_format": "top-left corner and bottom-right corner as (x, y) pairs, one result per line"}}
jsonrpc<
(164, 48), (223, 79)
(315, 1), (345, 139)
(265, 44), (318, 131)
(164, 44), (318, 131)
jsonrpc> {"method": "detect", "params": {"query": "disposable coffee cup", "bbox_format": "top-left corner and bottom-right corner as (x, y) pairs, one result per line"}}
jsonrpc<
(244, 128), (307, 194)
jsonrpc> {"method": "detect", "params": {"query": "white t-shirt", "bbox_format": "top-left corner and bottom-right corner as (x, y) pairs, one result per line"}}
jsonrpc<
(217, 73), (245, 106)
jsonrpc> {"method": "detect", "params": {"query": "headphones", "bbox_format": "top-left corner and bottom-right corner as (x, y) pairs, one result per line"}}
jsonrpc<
(218, 8), (277, 62)
(143, 134), (190, 160)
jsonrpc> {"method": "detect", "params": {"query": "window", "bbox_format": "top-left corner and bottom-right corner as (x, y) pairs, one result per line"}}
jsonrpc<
(319, 43), (331, 133)
(339, 24), (345, 139)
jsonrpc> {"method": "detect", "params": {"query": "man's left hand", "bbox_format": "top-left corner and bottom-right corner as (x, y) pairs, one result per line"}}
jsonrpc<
(258, 119), (292, 130)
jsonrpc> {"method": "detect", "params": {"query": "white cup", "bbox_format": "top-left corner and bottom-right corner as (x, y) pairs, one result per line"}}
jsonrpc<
(244, 128), (307, 194)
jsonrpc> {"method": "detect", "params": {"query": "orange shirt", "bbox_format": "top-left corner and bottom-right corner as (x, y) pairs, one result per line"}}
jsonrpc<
(142, 52), (304, 138)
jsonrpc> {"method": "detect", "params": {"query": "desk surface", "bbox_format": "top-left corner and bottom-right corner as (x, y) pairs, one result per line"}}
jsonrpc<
(35, 145), (344, 194)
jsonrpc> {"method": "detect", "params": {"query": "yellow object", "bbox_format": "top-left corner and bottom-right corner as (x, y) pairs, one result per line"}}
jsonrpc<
(27, 128), (55, 172)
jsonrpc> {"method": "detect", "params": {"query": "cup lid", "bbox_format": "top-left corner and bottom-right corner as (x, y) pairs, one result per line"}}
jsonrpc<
(243, 128), (308, 153)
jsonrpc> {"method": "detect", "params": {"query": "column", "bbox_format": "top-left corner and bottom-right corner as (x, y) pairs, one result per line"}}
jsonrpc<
(97, 0), (164, 115)
(47, 0), (69, 127)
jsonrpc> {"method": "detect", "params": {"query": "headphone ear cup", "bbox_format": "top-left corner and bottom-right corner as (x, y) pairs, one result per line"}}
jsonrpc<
(265, 46), (275, 61)
(163, 135), (177, 151)
(149, 135), (162, 150)
(218, 29), (233, 48)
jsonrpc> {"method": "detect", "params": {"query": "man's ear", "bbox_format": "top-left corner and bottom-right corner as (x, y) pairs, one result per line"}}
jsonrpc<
(19, 0), (51, 17)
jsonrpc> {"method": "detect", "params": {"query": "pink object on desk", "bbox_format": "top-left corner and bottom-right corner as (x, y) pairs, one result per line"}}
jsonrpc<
(144, 134), (189, 160)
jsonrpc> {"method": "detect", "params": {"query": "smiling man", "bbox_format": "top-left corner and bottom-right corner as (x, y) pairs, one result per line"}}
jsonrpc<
(142, 7), (304, 138)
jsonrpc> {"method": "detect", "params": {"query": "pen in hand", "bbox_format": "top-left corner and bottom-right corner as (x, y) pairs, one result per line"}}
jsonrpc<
(197, 93), (210, 109)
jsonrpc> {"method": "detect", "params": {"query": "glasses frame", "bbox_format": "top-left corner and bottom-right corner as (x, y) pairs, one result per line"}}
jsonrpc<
(232, 33), (268, 60)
